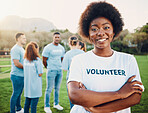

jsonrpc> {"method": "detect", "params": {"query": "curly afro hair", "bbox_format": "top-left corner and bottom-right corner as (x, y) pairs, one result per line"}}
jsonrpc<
(78, 1), (124, 42)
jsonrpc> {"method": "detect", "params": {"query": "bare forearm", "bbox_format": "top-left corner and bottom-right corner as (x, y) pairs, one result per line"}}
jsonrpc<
(88, 93), (142, 113)
(43, 62), (47, 68)
(68, 82), (121, 107)
(13, 59), (23, 69)
(15, 63), (23, 69)
(68, 76), (142, 108)
(42, 57), (48, 68)
(61, 57), (63, 62)
(71, 89), (120, 107)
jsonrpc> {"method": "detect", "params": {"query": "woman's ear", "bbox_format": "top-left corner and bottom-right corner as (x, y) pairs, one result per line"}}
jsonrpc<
(89, 36), (93, 43)
(113, 33), (115, 38)
(111, 33), (115, 38)
(111, 33), (115, 42)
(111, 32), (115, 38)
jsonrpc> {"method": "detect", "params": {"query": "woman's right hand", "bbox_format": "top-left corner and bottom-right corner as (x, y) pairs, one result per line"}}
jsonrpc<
(118, 75), (143, 99)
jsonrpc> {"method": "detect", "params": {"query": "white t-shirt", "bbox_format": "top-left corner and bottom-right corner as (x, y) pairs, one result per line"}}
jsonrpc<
(68, 50), (144, 113)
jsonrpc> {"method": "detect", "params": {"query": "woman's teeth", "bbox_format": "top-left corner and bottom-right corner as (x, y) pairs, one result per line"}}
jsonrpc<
(98, 39), (106, 42)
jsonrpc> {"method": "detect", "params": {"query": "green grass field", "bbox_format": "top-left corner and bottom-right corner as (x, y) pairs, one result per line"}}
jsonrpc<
(0, 55), (148, 113)
(0, 58), (11, 73)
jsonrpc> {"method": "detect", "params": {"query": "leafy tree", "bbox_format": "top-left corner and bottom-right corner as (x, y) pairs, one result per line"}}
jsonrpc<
(50, 29), (69, 33)
(132, 32), (148, 53)
(141, 40), (148, 53)
(123, 32), (148, 54)
(133, 23), (148, 53)
(32, 27), (37, 33)
(135, 23), (148, 34)
(0, 30), (16, 50)
(115, 29), (129, 41)
(123, 23), (148, 54)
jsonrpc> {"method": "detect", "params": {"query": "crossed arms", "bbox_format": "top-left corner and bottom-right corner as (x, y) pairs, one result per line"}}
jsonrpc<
(67, 75), (143, 113)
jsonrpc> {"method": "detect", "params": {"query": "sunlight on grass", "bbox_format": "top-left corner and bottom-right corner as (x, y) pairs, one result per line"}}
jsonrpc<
(0, 55), (148, 113)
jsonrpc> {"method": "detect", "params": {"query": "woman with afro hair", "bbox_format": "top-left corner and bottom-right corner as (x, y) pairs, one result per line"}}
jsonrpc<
(67, 1), (144, 113)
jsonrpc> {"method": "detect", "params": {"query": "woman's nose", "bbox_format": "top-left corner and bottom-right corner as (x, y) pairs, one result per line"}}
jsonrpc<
(96, 28), (105, 36)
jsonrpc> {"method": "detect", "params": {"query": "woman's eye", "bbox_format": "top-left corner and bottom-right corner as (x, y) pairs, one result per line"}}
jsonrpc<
(104, 26), (110, 30)
(91, 28), (97, 32)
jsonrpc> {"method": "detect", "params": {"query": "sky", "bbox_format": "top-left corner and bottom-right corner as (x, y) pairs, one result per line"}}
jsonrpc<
(0, 0), (147, 33)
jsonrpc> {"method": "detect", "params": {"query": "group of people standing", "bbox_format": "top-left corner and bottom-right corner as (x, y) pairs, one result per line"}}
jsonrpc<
(10, 1), (144, 113)
(10, 31), (86, 113)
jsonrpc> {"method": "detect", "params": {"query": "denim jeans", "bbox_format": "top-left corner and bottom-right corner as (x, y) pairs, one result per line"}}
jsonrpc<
(24, 97), (39, 113)
(45, 69), (63, 107)
(10, 75), (24, 113)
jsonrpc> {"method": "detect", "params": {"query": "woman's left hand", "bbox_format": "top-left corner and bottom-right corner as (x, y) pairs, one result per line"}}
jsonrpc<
(78, 82), (86, 89)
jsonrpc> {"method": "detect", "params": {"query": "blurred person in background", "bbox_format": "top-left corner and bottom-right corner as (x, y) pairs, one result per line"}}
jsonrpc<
(23, 41), (43, 113)
(79, 40), (87, 52)
(10, 33), (26, 113)
(42, 32), (65, 113)
(62, 36), (85, 109)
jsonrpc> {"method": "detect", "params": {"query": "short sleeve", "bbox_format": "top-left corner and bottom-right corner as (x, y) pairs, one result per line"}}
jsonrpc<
(11, 49), (20, 60)
(128, 55), (144, 91)
(67, 56), (83, 83)
(42, 46), (49, 58)
(36, 58), (43, 74)
(62, 53), (69, 70)
(61, 46), (65, 58)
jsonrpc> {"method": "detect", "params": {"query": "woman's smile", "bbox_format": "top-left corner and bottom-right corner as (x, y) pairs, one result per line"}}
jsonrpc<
(89, 17), (114, 49)
(96, 38), (108, 43)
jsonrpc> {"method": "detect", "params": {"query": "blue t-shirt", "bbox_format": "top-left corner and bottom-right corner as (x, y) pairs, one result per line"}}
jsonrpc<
(62, 49), (84, 80)
(42, 43), (65, 70)
(10, 44), (25, 77)
(24, 57), (43, 98)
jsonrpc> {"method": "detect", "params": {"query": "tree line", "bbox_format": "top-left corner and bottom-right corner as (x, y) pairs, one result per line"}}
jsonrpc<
(0, 23), (147, 55)
(112, 23), (148, 54)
